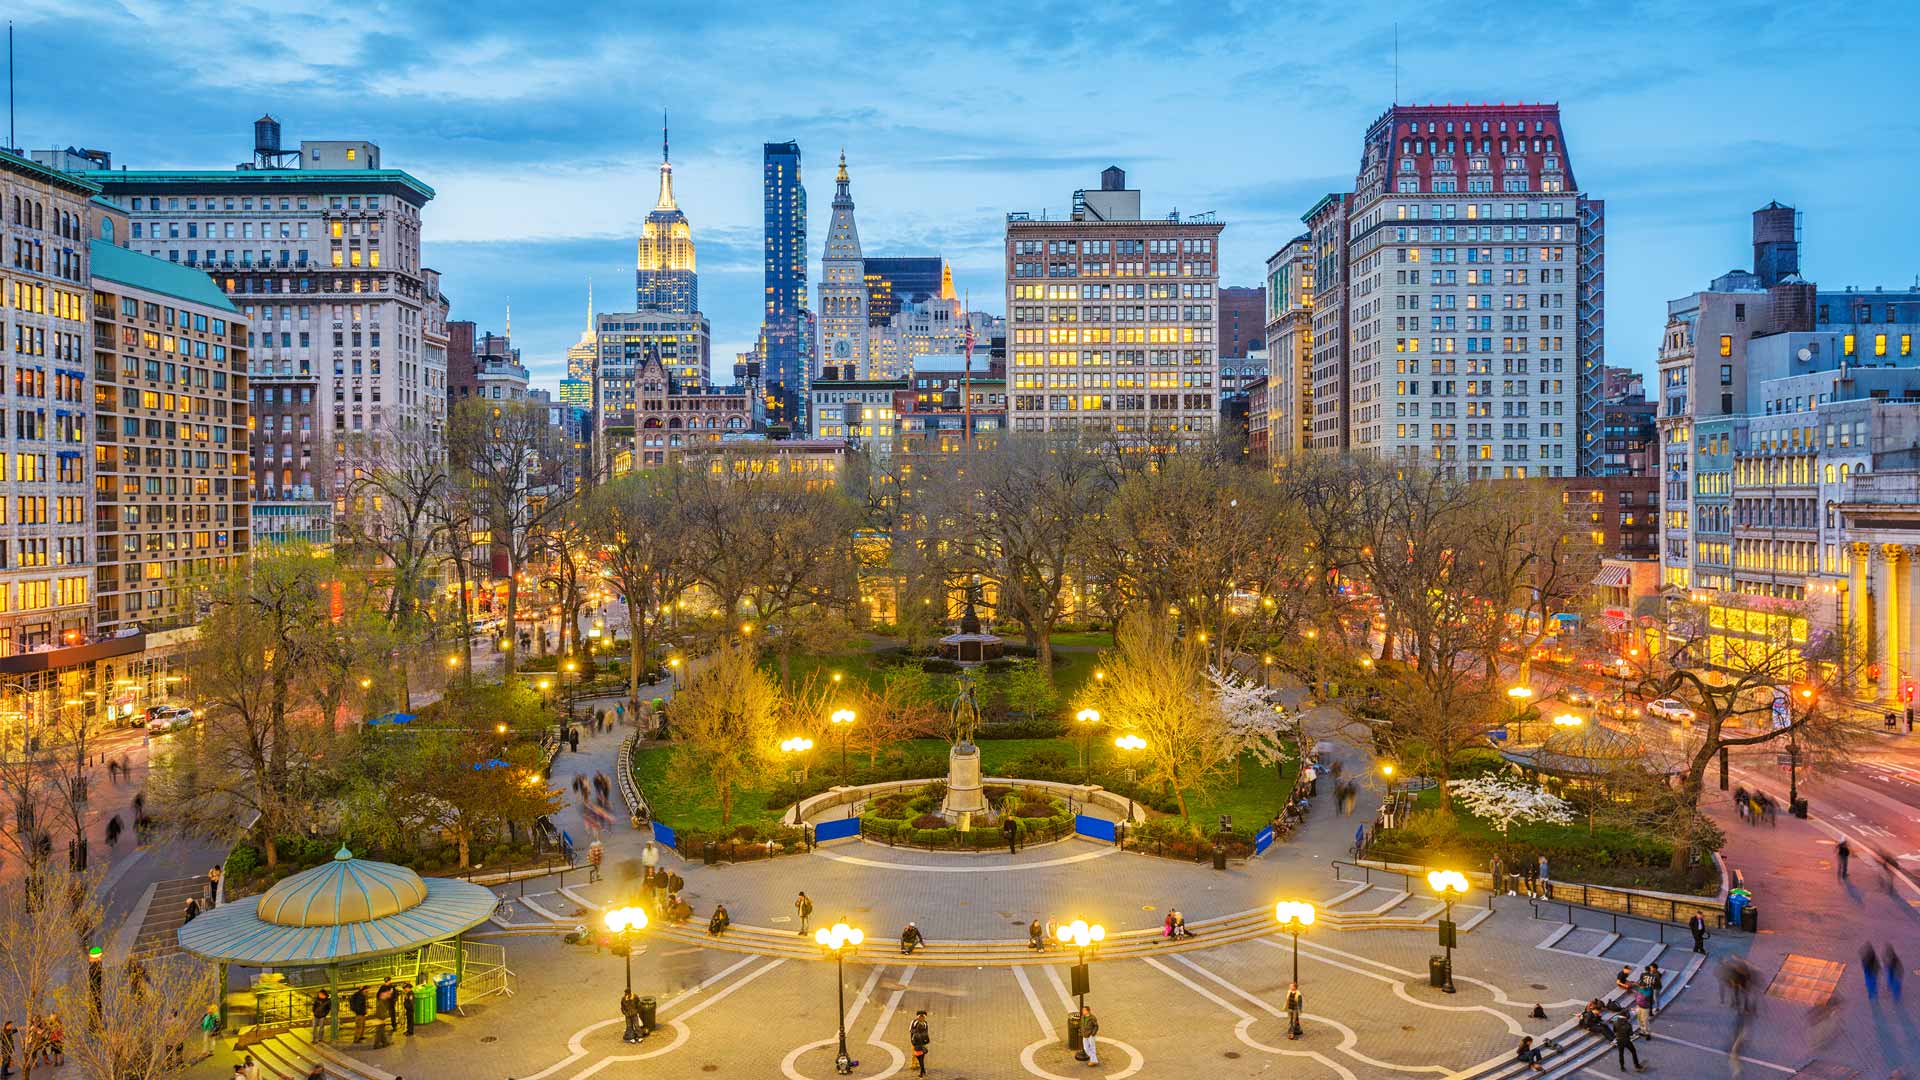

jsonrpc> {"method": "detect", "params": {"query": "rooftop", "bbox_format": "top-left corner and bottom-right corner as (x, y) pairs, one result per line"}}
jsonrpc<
(95, 167), (434, 203)
(90, 239), (238, 312)
(0, 147), (103, 196)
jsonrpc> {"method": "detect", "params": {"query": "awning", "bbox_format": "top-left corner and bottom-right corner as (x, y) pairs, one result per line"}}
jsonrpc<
(1592, 564), (1631, 588)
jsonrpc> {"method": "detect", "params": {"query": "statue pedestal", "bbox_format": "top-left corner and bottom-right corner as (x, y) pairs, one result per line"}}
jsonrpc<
(941, 742), (988, 827)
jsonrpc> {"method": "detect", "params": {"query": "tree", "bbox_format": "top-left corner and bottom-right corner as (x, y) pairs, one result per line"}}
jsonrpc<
(1463, 481), (1602, 683)
(669, 640), (781, 825)
(57, 951), (217, 1080)
(446, 398), (571, 676)
(1080, 614), (1232, 819)
(1208, 666), (1293, 784)
(579, 468), (694, 709)
(927, 435), (1110, 674)
(1446, 777), (1574, 838)
(0, 686), (61, 877)
(0, 862), (103, 1080)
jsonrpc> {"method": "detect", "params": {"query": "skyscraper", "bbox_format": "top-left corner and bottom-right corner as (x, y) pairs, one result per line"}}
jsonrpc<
(635, 117), (698, 315)
(816, 153), (870, 380)
(760, 141), (809, 428)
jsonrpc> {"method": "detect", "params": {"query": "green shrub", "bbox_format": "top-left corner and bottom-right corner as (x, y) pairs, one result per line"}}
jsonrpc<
(225, 844), (260, 882)
(921, 659), (961, 674)
(1449, 747), (1511, 779)
(911, 813), (948, 830)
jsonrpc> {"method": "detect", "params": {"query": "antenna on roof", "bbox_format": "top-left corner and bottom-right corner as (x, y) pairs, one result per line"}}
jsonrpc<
(7, 22), (15, 156)
(1393, 22), (1399, 106)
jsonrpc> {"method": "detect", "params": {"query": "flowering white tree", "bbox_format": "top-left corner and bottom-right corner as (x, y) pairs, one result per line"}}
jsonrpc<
(1445, 777), (1573, 836)
(1209, 667), (1295, 783)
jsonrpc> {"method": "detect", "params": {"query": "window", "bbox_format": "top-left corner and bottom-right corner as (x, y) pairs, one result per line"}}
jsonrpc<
(1719, 334), (1732, 357)
(1844, 333), (1856, 356)
(1875, 334), (1888, 357)
(345, 148), (357, 161)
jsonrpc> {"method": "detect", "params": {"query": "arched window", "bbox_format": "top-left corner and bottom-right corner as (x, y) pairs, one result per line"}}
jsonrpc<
(100, 217), (114, 242)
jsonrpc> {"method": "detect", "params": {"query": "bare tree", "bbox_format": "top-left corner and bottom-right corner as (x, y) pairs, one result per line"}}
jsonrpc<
(0, 862), (103, 1080)
(579, 468), (694, 709)
(57, 951), (217, 1080)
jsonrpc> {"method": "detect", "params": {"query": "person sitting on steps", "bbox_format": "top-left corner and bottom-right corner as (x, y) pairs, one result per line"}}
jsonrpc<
(1027, 919), (1045, 950)
(708, 903), (731, 936)
(900, 922), (926, 955)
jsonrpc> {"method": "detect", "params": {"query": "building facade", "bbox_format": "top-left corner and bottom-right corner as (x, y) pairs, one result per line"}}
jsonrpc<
(816, 154), (870, 381)
(1004, 167), (1223, 445)
(1304, 194), (1350, 451)
(1264, 234), (1313, 464)
(1245, 375), (1269, 468)
(864, 257), (945, 321)
(89, 239), (251, 632)
(1218, 285), (1266, 359)
(899, 354), (1006, 455)
(88, 123), (441, 524)
(760, 141), (810, 431)
(635, 125), (697, 315)
(809, 373), (906, 457)
(631, 353), (756, 470)
(1340, 103), (1602, 479)
(1, 151), (101, 653)
(593, 309), (712, 477)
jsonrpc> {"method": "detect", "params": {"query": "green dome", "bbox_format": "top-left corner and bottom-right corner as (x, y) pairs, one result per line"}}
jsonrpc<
(256, 848), (429, 928)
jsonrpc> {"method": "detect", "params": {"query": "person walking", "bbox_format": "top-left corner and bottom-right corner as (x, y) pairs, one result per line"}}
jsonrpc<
(1489, 855), (1504, 896)
(1886, 944), (1904, 1001)
(105, 815), (123, 851)
(587, 839), (604, 883)
(207, 866), (223, 906)
(1285, 982), (1304, 1040)
(309, 989), (332, 1043)
(1837, 839), (1851, 878)
(1002, 815), (1019, 855)
(347, 985), (370, 1044)
(620, 990), (643, 1043)
(795, 891), (813, 935)
(1610, 1012), (1645, 1071)
(373, 980), (395, 1048)
(909, 1010), (930, 1076)
(199, 1004), (221, 1056)
(401, 982), (416, 1036)
(1862, 943), (1882, 1000)
(1078, 1006), (1100, 1067)
(1688, 912), (1707, 953)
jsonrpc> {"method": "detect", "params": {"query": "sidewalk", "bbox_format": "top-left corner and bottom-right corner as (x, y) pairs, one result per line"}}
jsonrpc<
(1647, 782), (1920, 1077)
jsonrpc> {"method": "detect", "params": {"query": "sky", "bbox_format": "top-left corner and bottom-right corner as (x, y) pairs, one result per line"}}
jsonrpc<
(11, 1), (1920, 392)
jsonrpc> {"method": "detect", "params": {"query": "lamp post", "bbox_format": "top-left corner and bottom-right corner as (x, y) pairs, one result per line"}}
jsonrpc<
(605, 906), (649, 993)
(830, 708), (856, 786)
(1274, 901), (1315, 1038)
(538, 678), (553, 710)
(1791, 685), (1814, 808)
(1054, 919), (1105, 1060)
(1075, 709), (1100, 783)
(814, 921), (865, 1074)
(1427, 870), (1468, 993)
(781, 736), (815, 783)
(564, 659), (579, 721)
(1552, 713), (1595, 834)
(667, 656), (682, 691)
(1114, 734), (1146, 837)
(1505, 685), (1535, 743)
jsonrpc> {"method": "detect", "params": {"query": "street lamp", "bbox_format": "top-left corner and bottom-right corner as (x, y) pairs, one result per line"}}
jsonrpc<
(1075, 708), (1100, 783)
(1790, 685), (1815, 808)
(605, 906), (649, 994)
(1505, 685), (1535, 742)
(814, 921), (865, 1074)
(668, 656), (682, 690)
(564, 659), (580, 721)
(1054, 919), (1105, 1060)
(1274, 901), (1315, 1038)
(1114, 734), (1147, 833)
(1427, 870), (1468, 993)
(538, 678), (553, 709)
(830, 708), (856, 786)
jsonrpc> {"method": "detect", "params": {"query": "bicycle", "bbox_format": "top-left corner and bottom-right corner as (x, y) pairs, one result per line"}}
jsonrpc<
(492, 896), (514, 922)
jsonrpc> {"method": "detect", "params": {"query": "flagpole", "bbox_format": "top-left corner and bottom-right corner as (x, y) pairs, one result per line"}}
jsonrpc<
(962, 289), (973, 467)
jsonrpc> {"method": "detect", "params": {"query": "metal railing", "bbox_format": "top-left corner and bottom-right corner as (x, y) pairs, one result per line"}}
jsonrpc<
(1333, 859), (1496, 910)
(1527, 886), (1727, 932)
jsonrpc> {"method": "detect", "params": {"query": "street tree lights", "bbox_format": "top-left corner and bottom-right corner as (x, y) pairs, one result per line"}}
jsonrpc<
(1505, 685), (1535, 742)
(1427, 870), (1468, 993)
(830, 708), (856, 786)
(1075, 709), (1100, 783)
(814, 921), (865, 1074)
(538, 677), (553, 710)
(605, 906), (649, 993)
(1274, 901), (1315, 1038)
(781, 736), (815, 783)
(667, 656), (682, 690)
(1114, 734), (1146, 837)
(1054, 919), (1105, 1060)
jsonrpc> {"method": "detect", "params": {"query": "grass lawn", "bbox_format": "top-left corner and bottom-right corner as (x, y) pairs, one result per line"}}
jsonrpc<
(631, 743), (788, 831)
(1048, 630), (1116, 650)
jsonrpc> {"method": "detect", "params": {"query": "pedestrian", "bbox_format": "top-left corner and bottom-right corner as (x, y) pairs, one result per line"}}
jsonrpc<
(1044, 915), (1059, 946)
(208, 866), (223, 906)
(795, 891), (813, 935)
(199, 1004), (220, 1055)
(1285, 982), (1304, 1040)
(1887, 944), (1904, 1001)
(44, 1018), (61, 1068)
(1489, 855), (1504, 896)
(900, 922), (925, 955)
(1633, 972), (1656, 1036)
(373, 980), (395, 1048)
(1002, 815), (1019, 855)
(1078, 1005), (1100, 1067)
(1514, 1036), (1545, 1072)
(1861, 943), (1881, 1000)
(909, 1009), (930, 1076)
(1610, 1012), (1645, 1071)
(588, 839), (604, 883)
(1688, 912), (1707, 953)
(310, 989), (331, 1043)
(182, 897), (200, 924)
(348, 985), (370, 1043)
(401, 983), (416, 1036)
(620, 990), (642, 1043)
(568, 728), (579, 753)
(132, 790), (145, 818)
(1837, 839), (1851, 878)
(105, 815), (123, 850)
(1029, 919), (1046, 950)
(1537, 854), (1552, 899)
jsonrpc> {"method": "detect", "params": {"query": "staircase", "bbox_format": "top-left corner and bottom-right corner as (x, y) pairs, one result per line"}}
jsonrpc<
(240, 1030), (393, 1080)
(131, 878), (209, 960)
(1313, 881), (1498, 934)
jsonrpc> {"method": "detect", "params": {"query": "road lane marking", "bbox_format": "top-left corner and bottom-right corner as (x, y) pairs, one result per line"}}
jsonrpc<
(811, 845), (1118, 873)
(1647, 1032), (1793, 1073)
(1140, 957), (1357, 1080)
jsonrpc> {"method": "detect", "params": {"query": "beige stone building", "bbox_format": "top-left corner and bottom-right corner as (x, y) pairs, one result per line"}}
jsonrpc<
(1263, 234), (1312, 466)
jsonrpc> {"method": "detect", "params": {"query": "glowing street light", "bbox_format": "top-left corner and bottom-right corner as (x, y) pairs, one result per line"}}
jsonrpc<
(1055, 918), (1105, 1058)
(1426, 870), (1469, 993)
(1114, 734), (1147, 832)
(604, 906), (649, 993)
(1074, 708), (1101, 782)
(781, 736), (815, 754)
(830, 708), (857, 785)
(814, 922), (866, 1072)
(1274, 901), (1316, 1037)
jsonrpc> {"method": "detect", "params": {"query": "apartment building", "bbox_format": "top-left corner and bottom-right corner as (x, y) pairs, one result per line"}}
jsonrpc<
(1264, 234), (1312, 465)
(1304, 194), (1350, 450)
(1340, 104), (1603, 478)
(1004, 167), (1223, 445)
(89, 239), (251, 633)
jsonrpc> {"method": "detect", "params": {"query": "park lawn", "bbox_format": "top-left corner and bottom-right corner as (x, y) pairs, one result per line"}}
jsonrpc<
(1048, 630), (1116, 650)
(631, 743), (787, 831)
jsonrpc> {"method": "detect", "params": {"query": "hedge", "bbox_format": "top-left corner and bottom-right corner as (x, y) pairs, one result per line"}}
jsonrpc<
(858, 783), (1074, 850)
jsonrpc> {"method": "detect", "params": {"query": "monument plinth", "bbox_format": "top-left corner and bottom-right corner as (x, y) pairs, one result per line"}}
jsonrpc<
(941, 741), (989, 826)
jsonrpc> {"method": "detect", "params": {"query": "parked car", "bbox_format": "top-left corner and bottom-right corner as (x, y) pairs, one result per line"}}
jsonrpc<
(1558, 686), (1596, 707)
(1646, 698), (1696, 724)
(146, 705), (195, 731)
(1603, 699), (1642, 722)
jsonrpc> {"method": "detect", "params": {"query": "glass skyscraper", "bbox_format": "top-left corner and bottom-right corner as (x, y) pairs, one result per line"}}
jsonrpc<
(761, 141), (809, 428)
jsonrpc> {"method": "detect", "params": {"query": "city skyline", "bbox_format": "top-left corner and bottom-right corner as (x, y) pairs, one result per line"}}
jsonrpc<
(6, 2), (1916, 389)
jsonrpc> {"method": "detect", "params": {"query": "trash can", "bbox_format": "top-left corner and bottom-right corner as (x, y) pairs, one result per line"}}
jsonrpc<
(436, 973), (459, 1012)
(1429, 954), (1450, 988)
(1727, 889), (1750, 930)
(1211, 844), (1227, 870)
(412, 981), (436, 1026)
(1791, 798), (1808, 819)
(1740, 904), (1758, 933)
(702, 841), (717, 866)
(1065, 1012), (1083, 1054)
(638, 995), (657, 1034)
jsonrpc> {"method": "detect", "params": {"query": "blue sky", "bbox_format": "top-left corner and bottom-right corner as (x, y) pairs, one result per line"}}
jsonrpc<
(12, 1), (1919, 391)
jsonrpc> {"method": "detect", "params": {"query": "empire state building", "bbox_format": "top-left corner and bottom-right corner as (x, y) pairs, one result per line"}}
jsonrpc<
(636, 118), (698, 315)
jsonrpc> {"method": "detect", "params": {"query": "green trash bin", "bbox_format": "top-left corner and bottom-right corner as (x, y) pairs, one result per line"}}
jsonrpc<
(412, 981), (437, 1026)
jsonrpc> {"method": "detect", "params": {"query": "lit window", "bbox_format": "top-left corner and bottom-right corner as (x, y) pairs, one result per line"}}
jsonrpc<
(1719, 335), (1732, 357)
(1875, 334), (1888, 357)
(1844, 333), (1856, 356)
(346, 148), (357, 161)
